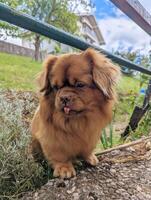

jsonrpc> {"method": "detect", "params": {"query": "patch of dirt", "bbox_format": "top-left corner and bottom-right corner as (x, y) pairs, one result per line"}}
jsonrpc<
(114, 121), (128, 132)
(22, 139), (151, 200)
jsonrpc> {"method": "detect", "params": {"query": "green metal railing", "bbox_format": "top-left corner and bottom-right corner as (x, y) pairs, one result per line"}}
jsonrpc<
(0, 3), (151, 75)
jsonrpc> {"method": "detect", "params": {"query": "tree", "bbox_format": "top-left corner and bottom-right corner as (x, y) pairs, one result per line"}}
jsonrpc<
(24, 0), (80, 60)
(115, 50), (150, 88)
(0, 0), (22, 39)
(0, 0), (93, 60)
(115, 50), (138, 75)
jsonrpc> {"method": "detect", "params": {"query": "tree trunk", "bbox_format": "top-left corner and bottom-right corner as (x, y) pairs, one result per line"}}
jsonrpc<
(34, 34), (41, 61)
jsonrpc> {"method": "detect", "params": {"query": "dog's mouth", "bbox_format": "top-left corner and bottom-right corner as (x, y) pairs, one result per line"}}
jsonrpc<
(62, 106), (84, 115)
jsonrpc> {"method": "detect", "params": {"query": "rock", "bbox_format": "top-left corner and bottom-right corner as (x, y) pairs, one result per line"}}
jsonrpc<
(126, 147), (135, 152)
(110, 168), (116, 174)
(22, 138), (151, 200)
(72, 192), (79, 200)
(136, 185), (142, 192)
(110, 150), (121, 156)
(146, 141), (151, 151)
(67, 186), (76, 194)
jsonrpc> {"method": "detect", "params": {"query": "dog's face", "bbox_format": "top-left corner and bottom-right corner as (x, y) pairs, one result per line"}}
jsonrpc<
(38, 48), (120, 117)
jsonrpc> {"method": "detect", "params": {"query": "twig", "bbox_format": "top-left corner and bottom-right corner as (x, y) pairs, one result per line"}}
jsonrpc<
(96, 135), (151, 156)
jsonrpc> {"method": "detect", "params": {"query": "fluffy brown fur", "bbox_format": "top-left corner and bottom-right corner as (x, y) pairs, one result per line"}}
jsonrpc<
(31, 48), (120, 178)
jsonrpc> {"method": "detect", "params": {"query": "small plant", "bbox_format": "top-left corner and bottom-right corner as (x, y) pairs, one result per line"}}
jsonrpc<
(101, 123), (113, 149)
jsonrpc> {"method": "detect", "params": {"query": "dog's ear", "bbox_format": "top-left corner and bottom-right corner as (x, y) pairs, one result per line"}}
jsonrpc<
(37, 55), (57, 95)
(84, 48), (121, 99)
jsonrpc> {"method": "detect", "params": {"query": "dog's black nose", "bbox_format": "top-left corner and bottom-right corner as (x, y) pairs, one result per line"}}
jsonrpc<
(60, 96), (70, 104)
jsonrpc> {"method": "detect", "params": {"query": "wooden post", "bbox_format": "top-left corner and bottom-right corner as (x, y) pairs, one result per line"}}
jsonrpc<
(121, 79), (151, 139)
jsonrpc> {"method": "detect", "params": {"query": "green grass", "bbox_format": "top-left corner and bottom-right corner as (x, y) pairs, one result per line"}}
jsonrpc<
(0, 52), (142, 93)
(0, 52), (41, 90)
(115, 74), (149, 121)
(117, 75), (140, 95)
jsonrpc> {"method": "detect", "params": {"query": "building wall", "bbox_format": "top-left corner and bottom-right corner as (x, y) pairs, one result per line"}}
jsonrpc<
(0, 40), (45, 60)
(21, 38), (74, 55)
(79, 16), (100, 45)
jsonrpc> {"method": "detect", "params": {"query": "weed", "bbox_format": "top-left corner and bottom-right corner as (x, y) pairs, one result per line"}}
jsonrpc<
(101, 123), (113, 149)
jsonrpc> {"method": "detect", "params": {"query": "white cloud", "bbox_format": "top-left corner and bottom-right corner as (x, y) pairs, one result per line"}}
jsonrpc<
(97, 0), (151, 54)
(98, 16), (151, 54)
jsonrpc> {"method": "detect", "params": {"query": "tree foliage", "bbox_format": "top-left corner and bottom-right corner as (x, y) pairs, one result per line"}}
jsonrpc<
(0, 0), (22, 38)
(0, 0), (92, 60)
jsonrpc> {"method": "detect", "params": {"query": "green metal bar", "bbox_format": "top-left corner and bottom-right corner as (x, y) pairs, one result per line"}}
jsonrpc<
(0, 3), (151, 75)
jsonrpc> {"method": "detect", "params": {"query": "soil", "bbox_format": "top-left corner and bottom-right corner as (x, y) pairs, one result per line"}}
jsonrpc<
(22, 138), (151, 200)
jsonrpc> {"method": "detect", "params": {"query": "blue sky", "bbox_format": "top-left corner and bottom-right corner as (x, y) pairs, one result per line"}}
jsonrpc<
(93, 0), (117, 19)
(92, 0), (151, 54)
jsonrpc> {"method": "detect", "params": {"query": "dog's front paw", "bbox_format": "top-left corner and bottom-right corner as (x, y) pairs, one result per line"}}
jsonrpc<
(53, 163), (76, 178)
(85, 153), (99, 166)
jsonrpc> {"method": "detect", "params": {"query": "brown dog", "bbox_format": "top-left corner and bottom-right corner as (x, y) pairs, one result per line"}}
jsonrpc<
(31, 48), (120, 178)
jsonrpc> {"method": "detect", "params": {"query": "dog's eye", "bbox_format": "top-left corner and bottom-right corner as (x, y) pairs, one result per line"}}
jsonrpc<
(75, 82), (85, 88)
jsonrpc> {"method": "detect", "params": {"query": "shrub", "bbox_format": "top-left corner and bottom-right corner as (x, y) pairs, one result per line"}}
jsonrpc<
(0, 90), (51, 199)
